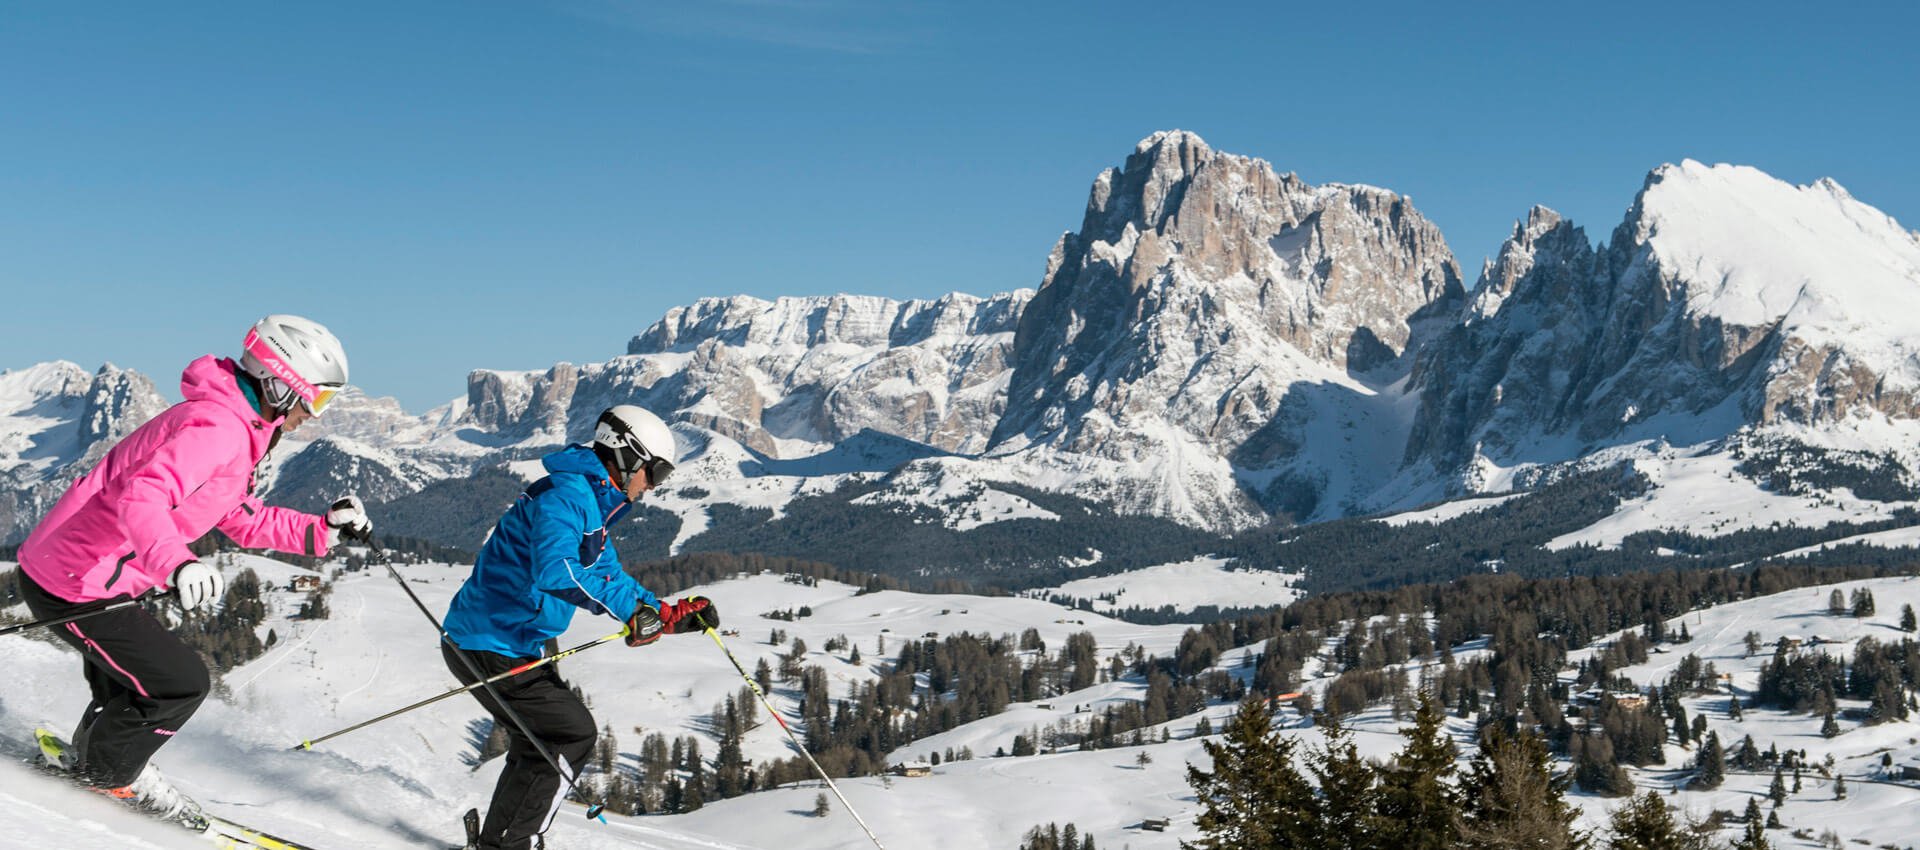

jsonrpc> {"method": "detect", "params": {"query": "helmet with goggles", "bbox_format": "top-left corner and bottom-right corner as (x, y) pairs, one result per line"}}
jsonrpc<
(593, 404), (677, 489)
(239, 314), (350, 416)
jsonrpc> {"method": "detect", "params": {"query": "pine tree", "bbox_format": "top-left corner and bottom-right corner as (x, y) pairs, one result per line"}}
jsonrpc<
(1183, 696), (1318, 849)
(1728, 694), (1743, 720)
(1605, 791), (1712, 850)
(1851, 589), (1876, 618)
(1768, 767), (1786, 805)
(1375, 691), (1459, 850)
(1571, 733), (1634, 797)
(1834, 774), (1847, 800)
(1731, 799), (1769, 850)
(1688, 732), (1724, 790)
(812, 792), (830, 817)
(1456, 724), (1584, 849)
(1306, 719), (1382, 850)
(1820, 711), (1840, 738)
(1902, 604), (1916, 633)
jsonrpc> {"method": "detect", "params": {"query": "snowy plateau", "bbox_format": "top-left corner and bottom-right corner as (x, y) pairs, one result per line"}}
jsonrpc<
(8, 558), (1920, 848)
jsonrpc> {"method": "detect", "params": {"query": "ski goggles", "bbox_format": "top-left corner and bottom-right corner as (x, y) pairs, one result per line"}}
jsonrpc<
(305, 385), (341, 415)
(640, 456), (675, 488)
(261, 377), (340, 415)
(612, 445), (674, 488)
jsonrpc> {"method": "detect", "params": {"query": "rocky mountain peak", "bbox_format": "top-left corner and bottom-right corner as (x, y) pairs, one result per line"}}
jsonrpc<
(1083, 129), (1223, 236)
(1468, 206), (1593, 321)
(990, 131), (1465, 526)
(1407, 158), (1920, 488)
(463, 363), (580, 439)
(630, 292), (1021, 356)
(78, 363), (164, 449)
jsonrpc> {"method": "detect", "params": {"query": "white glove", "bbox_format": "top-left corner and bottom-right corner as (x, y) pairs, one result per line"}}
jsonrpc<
(171, 561), (225, 611)
(325, 494), (371, 545)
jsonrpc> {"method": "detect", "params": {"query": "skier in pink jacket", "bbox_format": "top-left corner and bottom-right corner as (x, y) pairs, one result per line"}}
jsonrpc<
(16, 314), (373, 822)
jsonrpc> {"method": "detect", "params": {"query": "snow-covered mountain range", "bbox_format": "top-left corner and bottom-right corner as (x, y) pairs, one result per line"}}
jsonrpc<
(6, 132), (1920, 577)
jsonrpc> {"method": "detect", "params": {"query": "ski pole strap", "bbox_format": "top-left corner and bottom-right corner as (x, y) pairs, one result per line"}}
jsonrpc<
(293, 627), (630, 751)
(0, 594), (151, 638)
(704, 627), (889, 850)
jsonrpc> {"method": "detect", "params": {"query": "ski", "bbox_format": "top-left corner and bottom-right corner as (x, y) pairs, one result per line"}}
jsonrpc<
(32, 727), (323, 850)
(203, 814), (324, 850)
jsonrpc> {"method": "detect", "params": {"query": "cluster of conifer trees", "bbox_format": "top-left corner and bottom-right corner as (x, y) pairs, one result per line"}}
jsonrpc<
(1184, 693), (1778, 850)
(1018, 822), (1097, 849)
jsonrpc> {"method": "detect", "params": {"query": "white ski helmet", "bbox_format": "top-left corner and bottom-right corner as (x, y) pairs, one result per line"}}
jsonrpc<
(593, 404), (677, 488)
(240, 314), (350, 415)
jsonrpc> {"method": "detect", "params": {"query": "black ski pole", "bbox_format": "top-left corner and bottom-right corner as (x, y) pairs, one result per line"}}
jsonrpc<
(292, 625), (630, 752)
(0, 593), (154, 638)
(361, 537), (612, 822)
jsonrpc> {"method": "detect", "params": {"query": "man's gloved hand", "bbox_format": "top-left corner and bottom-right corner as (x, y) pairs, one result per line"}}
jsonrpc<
(171, 561), (225, 611)
(663, 596), (719, 633)
(627, 603), (665, 647)
(325, 495), (372, 545)
(660, 594), (721, 637)
(626, 597), (719, 647)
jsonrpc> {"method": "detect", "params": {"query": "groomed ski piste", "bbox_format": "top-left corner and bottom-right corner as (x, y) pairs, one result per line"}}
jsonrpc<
(11, 553), (1920, 848)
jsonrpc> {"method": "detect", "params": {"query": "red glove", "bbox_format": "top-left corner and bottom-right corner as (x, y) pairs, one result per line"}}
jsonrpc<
(626, 596), (718, 647)
(662, 596), (718, 633)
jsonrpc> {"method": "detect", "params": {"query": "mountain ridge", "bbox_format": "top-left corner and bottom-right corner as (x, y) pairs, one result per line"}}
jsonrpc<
(5, 135), (1918, 585)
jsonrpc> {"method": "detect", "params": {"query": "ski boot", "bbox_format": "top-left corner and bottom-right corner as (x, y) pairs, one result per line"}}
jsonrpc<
(89, 763), (210, 830)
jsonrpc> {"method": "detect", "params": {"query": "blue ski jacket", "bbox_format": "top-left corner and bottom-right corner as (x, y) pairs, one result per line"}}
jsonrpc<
(444, 444), (659, 658)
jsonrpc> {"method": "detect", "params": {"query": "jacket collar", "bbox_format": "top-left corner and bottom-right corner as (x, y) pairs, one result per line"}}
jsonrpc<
(542, 444), (632, 522)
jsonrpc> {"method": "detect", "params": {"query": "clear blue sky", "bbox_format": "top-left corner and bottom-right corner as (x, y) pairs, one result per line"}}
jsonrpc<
(3, 1), (1914, 411)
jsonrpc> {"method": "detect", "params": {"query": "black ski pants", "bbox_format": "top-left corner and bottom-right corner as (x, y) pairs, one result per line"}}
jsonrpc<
(18, 571), (211, 788)
(443, 640), (597, 850)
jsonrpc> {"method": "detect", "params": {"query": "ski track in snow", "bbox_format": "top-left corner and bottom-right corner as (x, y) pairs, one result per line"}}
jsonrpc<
(333, 586), (384, 705)
(229, 614), (327, 694)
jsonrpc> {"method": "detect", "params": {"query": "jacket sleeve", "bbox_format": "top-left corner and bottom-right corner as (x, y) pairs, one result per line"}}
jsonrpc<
(216, 494), (331, 558)
(112, 417), (239, 584)
(528, 488), (653, 619)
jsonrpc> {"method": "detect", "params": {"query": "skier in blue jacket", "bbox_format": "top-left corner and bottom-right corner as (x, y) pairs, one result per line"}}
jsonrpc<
(443, 404), (716, 850)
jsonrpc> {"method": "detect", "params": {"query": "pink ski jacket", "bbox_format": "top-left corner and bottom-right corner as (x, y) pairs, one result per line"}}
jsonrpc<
(19, 355), (331, 603)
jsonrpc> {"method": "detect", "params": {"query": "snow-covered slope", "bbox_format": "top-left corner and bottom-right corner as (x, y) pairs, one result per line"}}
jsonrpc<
(0, 554), (1197, 849)
(1037, 555), (1301, 615)
(1644, 161), (1920, 368)
(12, 556), (1920, 848)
